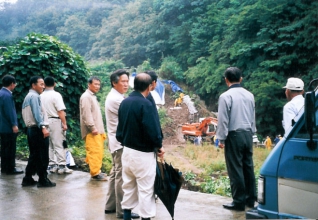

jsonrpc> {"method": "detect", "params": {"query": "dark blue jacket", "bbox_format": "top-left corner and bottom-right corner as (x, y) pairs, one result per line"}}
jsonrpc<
(0, 88), (18, 133)
(147, 93), (163, 139)
(116, 91), (162, 152)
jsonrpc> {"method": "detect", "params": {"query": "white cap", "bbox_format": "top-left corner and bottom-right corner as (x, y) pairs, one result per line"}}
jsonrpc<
(283, 77), (304, 90)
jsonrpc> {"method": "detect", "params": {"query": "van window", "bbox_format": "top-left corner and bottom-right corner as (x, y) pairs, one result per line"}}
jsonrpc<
(294, 111), (318, 139)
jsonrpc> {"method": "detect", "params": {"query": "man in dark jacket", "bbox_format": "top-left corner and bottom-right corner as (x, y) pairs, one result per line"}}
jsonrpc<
(0, 75), (23, 175)
(116, 73), (164, 220)
(145, 70), (163, 138)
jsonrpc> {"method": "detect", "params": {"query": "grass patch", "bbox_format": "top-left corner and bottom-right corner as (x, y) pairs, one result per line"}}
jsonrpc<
(180, 143), (271, 197)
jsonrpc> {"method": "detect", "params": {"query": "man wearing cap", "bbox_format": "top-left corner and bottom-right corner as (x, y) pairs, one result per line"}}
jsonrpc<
(282, 77), (304, 134)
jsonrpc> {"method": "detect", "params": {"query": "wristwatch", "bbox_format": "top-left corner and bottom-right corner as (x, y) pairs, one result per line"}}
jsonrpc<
(41, 125), (46, 129)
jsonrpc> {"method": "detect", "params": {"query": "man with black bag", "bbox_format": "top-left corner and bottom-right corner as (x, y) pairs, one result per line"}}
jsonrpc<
(116, 73), (164, 220)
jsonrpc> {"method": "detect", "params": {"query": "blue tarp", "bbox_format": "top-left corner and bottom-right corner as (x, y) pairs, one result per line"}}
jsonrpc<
(162, 80), (184, 93)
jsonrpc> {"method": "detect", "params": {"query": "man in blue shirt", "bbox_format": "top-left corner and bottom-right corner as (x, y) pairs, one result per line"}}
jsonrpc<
(21, 76), (55, 187)
(0, 75), (23, 175)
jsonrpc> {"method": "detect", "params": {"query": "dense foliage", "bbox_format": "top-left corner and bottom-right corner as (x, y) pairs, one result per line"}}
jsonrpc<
(0, 33), (89, 144)
(1, 0), (317, 137)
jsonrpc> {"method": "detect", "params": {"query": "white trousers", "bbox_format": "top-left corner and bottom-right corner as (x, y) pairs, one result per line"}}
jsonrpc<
(121, 147), (156, 218)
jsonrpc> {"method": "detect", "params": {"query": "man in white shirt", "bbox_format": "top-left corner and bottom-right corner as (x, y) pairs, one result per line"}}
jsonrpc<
(104, 69), (139, 219)
(282, 77), (304, 134)
(41, 76), (72, 174)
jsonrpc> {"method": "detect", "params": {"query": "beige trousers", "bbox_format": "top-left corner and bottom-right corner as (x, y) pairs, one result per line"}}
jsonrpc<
(48, 118), (66, 166)
(105, 148), (124, 217)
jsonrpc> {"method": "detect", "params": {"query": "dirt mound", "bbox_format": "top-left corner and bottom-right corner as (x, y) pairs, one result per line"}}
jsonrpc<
(161, 86), (189, 145)
(161, 85), (214, 145)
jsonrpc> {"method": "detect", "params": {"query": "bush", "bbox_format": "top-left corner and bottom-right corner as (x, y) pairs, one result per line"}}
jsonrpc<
(159, 56), (183, 81)
(0, 33), (89, 145)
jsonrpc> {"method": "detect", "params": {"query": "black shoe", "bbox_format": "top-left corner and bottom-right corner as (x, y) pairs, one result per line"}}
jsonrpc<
(7, 168), (24, 175)
(246, 202), (255, 208)
(223, 202), (245, 211)
(22, 177), (38, 187)
(105, 209), (116, 214)
(117, 212), (140, 219)
(37, 178), (56, 188)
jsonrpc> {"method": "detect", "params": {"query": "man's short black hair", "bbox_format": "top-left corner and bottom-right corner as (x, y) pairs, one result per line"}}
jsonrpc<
(224, 67), (242, 83)
(110, 69), (129, 87)
(134, 73), (152, 92)
(144, 70), (158, 82)
(44, 76), (55, 87)
(2, 75), (16, 87)
(88, 76), (101, 84)
(29, 76), (43, 88)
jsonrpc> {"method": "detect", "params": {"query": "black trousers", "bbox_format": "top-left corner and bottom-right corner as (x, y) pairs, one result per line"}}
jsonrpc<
(0, 133), (17, 173)
(25, 127), (49, 181)
(224, 130), (256, 205)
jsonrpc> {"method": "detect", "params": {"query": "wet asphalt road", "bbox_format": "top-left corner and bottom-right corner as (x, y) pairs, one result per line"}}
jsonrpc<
(0, 160), (245, 220)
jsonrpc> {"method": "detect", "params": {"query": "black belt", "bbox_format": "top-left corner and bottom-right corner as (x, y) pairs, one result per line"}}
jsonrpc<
(49, 117), (60, 119)
(229, 129), (252, 133)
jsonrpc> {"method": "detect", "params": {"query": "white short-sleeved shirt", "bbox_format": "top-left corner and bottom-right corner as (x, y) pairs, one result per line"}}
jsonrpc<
(41, 89), (66, 117)
(282, 94), (304, 133)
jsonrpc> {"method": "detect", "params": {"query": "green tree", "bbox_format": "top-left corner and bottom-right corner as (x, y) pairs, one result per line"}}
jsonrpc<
(0, 33), (89, 144)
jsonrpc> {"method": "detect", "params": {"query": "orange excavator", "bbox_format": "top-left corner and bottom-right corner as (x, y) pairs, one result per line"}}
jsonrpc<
(181, 117), (218, 142)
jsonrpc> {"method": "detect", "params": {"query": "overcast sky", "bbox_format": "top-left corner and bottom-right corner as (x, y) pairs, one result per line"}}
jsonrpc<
(0, 0), (17, 3)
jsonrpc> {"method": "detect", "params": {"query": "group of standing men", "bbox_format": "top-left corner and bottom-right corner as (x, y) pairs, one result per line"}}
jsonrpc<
(10, 75), (72, 187)
(0, 70), (164, 219)
(0, 66), (305, 216)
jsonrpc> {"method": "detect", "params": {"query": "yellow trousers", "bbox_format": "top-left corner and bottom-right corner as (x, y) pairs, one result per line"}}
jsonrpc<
(85, 133), (107, 176)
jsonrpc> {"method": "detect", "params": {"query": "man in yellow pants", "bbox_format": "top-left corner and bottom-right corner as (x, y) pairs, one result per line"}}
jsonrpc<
(80, 76), (107, 181)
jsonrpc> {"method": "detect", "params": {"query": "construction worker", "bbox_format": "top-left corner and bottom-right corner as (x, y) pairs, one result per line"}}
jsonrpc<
(264, 136), (272, 150)
(174, 93), (184, 107)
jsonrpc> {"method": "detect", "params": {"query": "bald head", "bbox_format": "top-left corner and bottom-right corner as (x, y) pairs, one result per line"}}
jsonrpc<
(134, 73), (152, 92)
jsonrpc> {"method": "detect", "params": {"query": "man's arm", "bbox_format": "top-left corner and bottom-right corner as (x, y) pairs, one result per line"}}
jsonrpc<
(3, 95), (18, 133)
(57, 110), (67, 131)
(283, 104), (294, 133)
(142, 100), (162, 149)
(216, 95), (230, 147)
(30, 95), (46, 127)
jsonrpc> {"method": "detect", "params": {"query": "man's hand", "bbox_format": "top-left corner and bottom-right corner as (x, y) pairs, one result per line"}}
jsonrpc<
(157, 147), (165, 159)
(12, 125), (19, 133)
(42, 127), (50, 138)
(62, 123), (68, 131)
(91, 129), (98, 135)
(218, 143), (225, 149)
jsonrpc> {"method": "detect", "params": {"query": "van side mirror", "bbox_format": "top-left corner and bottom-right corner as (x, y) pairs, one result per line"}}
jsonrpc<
(304, 91), (317, 150)
(305, 91), (316, 132)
